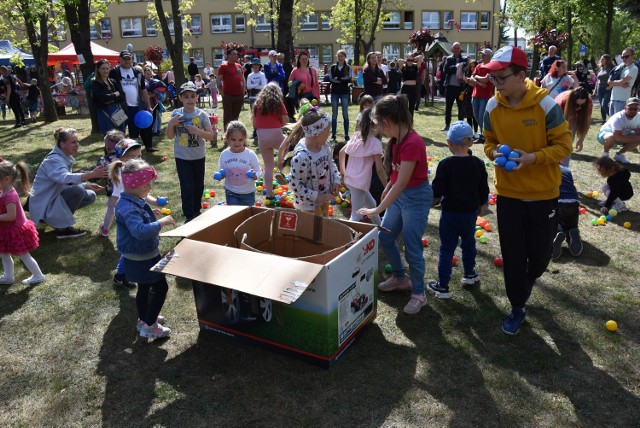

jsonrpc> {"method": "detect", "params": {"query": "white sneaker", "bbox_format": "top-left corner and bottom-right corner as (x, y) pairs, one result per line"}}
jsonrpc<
(0, 275), (15, 285)
(22, 275), (45, 285)
(612, 199), (627, 212)
(613, 152), (631, 164)
(140, 322), (171, 338)
(137, 315), (166, 332)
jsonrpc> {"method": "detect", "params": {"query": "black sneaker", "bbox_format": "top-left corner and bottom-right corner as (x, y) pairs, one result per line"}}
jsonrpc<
(427, 280), (450, 299)
(113, 273), (136, 289)
(56, 227), (87, 239)
(502, 306), (526, 335)
(462, 270), (480, 285)
(551, 231), (565, 260)
(568, 228), (583, 256)
(146, 147), (159, 152)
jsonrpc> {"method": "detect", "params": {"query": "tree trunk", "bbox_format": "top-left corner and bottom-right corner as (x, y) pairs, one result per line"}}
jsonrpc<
(277, 0), (294, 63)
(154, 0), (186, 87)
(64, 0), (98, 133)
(269, 0), (276, 49)
(20, 0), (57, 123)
(363, 0), (384, 60)
(353, 0), (361, 65)
(566, 6), (573, 66)
(605, 0), (613, 54)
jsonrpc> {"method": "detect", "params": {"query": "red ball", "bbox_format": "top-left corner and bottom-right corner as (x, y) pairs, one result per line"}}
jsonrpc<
(494, 257), (503, 267)
(255, 202), (262, 206)
(211, 191), (216, 197)
(202, 202), (209, 209)
(162, 156), (169, 161)
(579, 207), (586, 215)
(452, 256), (457, 266)
(422, 237), (428, 247)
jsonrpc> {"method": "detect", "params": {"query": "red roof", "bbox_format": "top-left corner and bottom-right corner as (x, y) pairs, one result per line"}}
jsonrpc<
(48, 42), (120, 66)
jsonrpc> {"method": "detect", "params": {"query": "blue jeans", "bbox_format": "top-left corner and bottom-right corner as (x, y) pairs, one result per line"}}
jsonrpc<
(98, 103), (127, 135)
(472, 97), (489, 132)
(379, 181), (432, 294)
(225, 189), (256, 206)
(609, 99), (625, 117)
(597, 86), (611, 121)
(438, 211), (477, 288)
(331, 93), (350, 138)
(125, 105), (142, 138)
(175, 157), (205, 221)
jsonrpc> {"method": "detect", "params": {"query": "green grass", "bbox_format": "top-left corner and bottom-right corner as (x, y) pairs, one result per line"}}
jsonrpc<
(0, 100), (639, 426)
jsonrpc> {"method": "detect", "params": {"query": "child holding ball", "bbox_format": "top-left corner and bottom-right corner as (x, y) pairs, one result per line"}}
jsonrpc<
(427, 121), (489, 299)
(112, 159), (175, 338)
(595, 156), (634, 214)
(218, 121), (262, 206)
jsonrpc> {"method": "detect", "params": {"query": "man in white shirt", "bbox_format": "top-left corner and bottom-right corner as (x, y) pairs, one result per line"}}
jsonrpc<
(609, 48), (638, 115)
(597, 97), (640, 163)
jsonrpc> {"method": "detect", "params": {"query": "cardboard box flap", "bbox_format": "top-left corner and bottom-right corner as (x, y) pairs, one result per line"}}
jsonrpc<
(160, 205), (252, 238)
(151, 239), (323, 304)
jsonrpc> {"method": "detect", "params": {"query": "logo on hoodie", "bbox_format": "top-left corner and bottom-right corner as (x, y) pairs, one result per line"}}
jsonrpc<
(522, 118), (538, 127)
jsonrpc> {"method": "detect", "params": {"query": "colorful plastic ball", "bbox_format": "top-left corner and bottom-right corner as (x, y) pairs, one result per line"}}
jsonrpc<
(606, 215), (613, 221)
(273, 167), (278, 173)
(624, 222), (632, 229)
(384, 264), (392, 273)
(475, 230), (484, 237)
(488, 199), (496, 205)
(495, 156), (507, 167)
(452, 256), (458, 266)
(579, 207), (587, 214)
(330, 199), (336, 205)
(265, 199), (271, 206)
(497, 145), (511, 156)
(202, 202), (209, 209)
(262, 189), (267, 195)
(479, 236), (487, 244)
(597, 218), (605, 225)
(427, 156), (432, 161)
(508, 151), (520, 159)
(160, 208), (171, 215)
(485, 162), (491, 167)
(593, 191), (599, 197)
(494, 257), (503, 267)
(483, 224), (492, 231)
(335, 197), (342, 204)
(608, 208), (618, 217)
(311, 99), (318, 106)
(505, 160), (517, 172)
(476, 225), (482, 231)
(341, 201), (348, 208)
(586, 192), (593, 198)
(213, 172), (222, 180)
(422, 238), (428, 247)
(204, 193), (210, 199)
(340, 187), (346, 193)
(211, 191), (216, 197)
(605, 320), (618, 332)
(162, 156), (169, 161)
(133, 110), (153, 129)
(434, 156), (440, 161)
(156, 197), (167, 206)
(591, 219), (598, 226)
(256, 185), (263, 192)
(255, 202), (262, 207)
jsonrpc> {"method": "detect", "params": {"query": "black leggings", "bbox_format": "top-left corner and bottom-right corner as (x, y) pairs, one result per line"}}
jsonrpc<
(136, 277), (168, 326)
(401, 85), (417, 117)
(9, 96), (24, 124)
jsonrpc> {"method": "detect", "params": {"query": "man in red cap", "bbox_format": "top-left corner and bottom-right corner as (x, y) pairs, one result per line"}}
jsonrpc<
(482, 46), (572, 335)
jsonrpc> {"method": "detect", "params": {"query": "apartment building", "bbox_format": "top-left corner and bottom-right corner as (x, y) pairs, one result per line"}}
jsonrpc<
(78, 0), (500, 67)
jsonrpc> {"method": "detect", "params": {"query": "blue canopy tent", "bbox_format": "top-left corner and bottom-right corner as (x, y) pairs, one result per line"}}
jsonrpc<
(0, 40), (35, 66)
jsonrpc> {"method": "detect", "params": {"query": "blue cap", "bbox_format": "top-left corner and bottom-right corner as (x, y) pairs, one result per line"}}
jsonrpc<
(447, 121), (474, 145)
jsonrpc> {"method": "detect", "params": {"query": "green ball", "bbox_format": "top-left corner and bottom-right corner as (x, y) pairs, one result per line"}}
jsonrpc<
(591, 218), (598, 226)
(479, 236), (487, 244)
(384, 264), (392, 273)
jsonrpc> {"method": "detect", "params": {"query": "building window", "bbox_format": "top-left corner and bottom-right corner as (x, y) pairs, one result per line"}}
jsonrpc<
(342, 45), (354, 61)
(421, 11), (440, 29)
(321, 12), (331, 30)
(383, 11), (401, 30)
(480, 12), (490, 30)
(299, 13), (318, 31)
(211, 14), (232, 33)
(443, 11), (454, 30)
(256, 15), (271, 32)
(404, 43), (413, 58)
(190, 15), (202, 35)
(101, 19), (112, 39)
(191, 49), (204, 68)
(382, 43), (401, 61)
(321, 45), (332, 64)
(145, 18), (157, 37)
(235, 14), (245, 32)
(121, 18), (143, 38)
(131, 51), (144, 63)
(461, 12), (478, 30)
(212, 48), (225, 67)
(463, 43), (477, 59)
(404, 11), (414, 30)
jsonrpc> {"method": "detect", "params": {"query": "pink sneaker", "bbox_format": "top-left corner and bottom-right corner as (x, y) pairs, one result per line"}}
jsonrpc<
(378, 274), (411, 292)
(403, 293), (427, 315)
(140, 322), (171, 338)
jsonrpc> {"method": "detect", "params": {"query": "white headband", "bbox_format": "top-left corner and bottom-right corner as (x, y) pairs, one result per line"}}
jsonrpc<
(302, 112), (331, 137)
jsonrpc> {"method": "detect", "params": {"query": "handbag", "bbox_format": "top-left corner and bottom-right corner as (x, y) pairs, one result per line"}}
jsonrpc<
(458, 89), (466, 102)
(102, 106), (128, 127)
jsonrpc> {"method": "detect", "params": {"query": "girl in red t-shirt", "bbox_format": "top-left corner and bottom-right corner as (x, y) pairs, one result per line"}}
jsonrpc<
(358, 95), (433, 315)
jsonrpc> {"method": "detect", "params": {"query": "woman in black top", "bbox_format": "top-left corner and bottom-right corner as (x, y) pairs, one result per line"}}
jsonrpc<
(329, 49), (352, 141)
(91, 59), (126, 134)
(400, 54), (422, 117)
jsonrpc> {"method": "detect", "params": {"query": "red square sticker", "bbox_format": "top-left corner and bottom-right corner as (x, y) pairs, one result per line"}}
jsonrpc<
(279, 212), (298, 230)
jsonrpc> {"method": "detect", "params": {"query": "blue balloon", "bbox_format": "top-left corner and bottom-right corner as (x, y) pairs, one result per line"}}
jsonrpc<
(505, 160), (518, 172)
(495, 156), (507, 167)
(498, 145), (511, 156)
(134, 110), (153, 129)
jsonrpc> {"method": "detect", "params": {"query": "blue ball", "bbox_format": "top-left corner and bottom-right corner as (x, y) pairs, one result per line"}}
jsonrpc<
(246, 170), (255, 178)
(509, 151), (520, 159)
(606, 215), (613, 221)
(262, 189), (267, 195)
(331, 200), (337, 205)
(498, 145), (511, 156)
(213, 172), (222, 180)
(495, 156), (507, 167)
(505, 160), (517, 172)
(219, 169), (226, 176)
(133, 110), (153, 129)
(156, 197), (167, 206)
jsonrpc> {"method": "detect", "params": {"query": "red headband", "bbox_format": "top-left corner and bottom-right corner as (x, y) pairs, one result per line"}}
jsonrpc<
(122, 167), (158, 190)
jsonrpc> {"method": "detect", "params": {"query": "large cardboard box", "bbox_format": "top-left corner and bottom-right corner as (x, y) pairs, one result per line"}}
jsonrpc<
(156, 206), (379, 367)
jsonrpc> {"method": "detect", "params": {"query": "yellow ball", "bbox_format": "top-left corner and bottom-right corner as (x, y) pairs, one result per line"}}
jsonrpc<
(605, 320), (618, 332)
(257, 186), (263, 192)
(593, 191), (599, 197)
(586, 192), (593, 198)
(273, 167), (278, 173)
(335, 197), (342, 204)
(624, 222), (632, 229)
(434, 156), (440, 161)
(597, 218), (605, 225)
(161, 208), (171, 215)
(475, 230), (484, 237)
(340, 187), (346, 193)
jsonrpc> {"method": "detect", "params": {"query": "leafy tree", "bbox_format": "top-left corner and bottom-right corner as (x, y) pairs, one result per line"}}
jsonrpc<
(329, 0), (398, 65)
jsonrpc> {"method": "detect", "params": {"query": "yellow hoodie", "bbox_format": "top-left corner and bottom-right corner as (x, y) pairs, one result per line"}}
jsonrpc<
(483, 79), (572, 200)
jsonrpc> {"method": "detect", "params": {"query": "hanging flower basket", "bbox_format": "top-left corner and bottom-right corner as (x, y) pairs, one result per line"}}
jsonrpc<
(408, 28), (436, 54)
(221, 41), (246, 54)
(528, 29), (569, 51)
(145, 45), (164, 66)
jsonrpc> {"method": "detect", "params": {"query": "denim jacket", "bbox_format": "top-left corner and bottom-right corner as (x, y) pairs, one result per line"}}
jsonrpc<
(115, 192), (161, 259)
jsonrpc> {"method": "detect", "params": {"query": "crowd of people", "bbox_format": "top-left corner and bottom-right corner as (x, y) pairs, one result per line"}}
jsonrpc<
(1, 43), (638, 340)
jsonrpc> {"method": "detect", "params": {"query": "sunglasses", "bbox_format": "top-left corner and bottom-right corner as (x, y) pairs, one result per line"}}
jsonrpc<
(622, 55), (630, 59)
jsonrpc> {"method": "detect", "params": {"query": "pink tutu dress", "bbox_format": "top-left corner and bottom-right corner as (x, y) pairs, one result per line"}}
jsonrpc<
(0, 188), (39, 255)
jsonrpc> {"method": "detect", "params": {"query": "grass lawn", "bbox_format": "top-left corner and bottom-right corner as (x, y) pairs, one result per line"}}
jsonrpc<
(0, 99), (639, 426)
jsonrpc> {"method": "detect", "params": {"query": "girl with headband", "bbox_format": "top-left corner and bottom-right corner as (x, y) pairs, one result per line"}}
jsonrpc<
(111, 159), (176, 339)
(281, 107), (340, 216)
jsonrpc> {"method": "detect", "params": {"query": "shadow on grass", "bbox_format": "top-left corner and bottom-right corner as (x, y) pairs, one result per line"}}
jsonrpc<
(0, 282), (39, 322)
(467, 291), (640, 426)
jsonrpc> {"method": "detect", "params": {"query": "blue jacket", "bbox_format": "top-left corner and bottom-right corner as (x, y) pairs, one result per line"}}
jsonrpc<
(263, 61), (286, 91)
(559, 164), (579, 202)
(115, 192), (161, 258)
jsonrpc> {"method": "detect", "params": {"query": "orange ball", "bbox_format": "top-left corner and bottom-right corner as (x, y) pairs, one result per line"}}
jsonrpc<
(483, 224), (492, 231)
